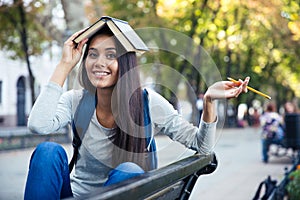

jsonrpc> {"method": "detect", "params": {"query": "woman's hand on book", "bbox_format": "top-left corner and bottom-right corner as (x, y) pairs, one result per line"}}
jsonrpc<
(59, 29), (88, 72)
(50, 30), (88, 86)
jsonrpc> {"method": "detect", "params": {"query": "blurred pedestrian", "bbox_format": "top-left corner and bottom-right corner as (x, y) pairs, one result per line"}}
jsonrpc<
(260, 102), (284, 163)
(226, 103), (236, 127)
(284, 101), (299, 115)
(252, 108), (261, 128)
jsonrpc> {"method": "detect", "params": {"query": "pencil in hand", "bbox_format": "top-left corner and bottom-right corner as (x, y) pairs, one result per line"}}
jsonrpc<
(227, 77), (271, 100)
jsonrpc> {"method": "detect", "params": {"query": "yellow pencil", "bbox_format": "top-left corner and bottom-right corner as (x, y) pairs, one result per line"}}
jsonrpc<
(227, 77), (271, 100)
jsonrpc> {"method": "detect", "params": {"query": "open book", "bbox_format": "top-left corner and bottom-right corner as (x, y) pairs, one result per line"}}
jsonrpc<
(73, 16), (149, 54)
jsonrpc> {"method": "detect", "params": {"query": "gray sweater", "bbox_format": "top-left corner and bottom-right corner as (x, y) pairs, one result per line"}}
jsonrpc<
(28, 82), (216, 198)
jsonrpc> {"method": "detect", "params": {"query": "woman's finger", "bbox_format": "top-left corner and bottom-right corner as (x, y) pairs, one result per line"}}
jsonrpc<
(241, 77), (250, 93)
(76, 38), (88, 52)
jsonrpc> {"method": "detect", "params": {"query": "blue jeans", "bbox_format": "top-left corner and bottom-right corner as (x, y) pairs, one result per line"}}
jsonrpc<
(24, 142), (144, 199)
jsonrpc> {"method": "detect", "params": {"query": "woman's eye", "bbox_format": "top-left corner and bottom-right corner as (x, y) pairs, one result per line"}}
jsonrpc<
(88, 52), (98, 58)
(106, 53), (117, 59)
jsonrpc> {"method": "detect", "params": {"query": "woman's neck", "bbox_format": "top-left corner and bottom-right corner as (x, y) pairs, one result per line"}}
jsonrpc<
(96, 88), (116, 128)
(96, 88), (113, 110)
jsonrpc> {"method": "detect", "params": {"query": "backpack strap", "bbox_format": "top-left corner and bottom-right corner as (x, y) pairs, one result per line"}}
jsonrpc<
(69, 89), (157, 173)
(69, 90), (96, 173)
(143, 89), (158, 170)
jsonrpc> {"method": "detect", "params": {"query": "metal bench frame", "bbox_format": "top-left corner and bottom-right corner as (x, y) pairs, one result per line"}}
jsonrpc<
(71, 153), (217, 200)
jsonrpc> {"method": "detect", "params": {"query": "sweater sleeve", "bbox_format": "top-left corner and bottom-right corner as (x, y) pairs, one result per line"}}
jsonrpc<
(27, 82), (73, 134)
(148, 89), (216, 155)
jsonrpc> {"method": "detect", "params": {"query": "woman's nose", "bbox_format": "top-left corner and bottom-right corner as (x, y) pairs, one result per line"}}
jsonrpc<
(96, 54), (108, 67)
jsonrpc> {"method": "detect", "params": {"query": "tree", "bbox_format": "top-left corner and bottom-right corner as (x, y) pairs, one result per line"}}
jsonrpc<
(41, 0), (299, 124)
(93, 0), (300, 123)
(34, 0), (88, 89)
(60, 0), (87, 89)
(155, 0), (300, 103)
(0, 0), (49, 106)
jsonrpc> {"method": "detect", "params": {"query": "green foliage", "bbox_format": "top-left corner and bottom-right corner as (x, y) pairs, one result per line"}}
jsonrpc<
(85, 0), (300, 109)
(286, 168), (300, 200)
(1, 0), (299, 104)
(0, 0), (49, 60)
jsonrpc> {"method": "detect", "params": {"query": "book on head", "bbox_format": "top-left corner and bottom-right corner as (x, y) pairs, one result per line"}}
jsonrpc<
(73, 16), (149, 54)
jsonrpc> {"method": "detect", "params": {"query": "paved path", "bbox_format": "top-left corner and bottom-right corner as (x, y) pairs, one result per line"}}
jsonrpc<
(190, 127), (293, 200)
(0, 127), (294, 199)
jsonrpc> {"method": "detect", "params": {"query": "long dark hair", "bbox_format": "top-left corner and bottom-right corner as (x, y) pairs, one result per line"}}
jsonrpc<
(78, 26), (149, 170)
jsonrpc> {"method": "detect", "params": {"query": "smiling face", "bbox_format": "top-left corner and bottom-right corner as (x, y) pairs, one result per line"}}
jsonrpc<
(85, 34), (119, 90)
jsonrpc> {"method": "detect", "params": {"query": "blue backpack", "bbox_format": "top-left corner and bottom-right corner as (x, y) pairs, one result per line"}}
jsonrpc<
(68, 89), (157, 172)
(262, 118), (284, 140)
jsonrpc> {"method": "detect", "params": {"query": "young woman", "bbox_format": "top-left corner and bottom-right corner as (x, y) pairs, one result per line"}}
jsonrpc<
(24, 25), (249, 199)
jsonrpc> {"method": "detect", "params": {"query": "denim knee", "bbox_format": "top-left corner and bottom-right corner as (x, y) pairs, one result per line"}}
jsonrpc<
(35, 141), (64, 152)
(115, 162), (145, 173)
(25, 142), (72, 200)
(29, 142), (68, 171)
(104, 162), (145, 186)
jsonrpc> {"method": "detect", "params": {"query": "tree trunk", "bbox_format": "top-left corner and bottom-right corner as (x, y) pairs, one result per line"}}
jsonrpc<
(36, 1), (64, 44)
(17, 0), (35, 106)
(61, 0), (87, 90)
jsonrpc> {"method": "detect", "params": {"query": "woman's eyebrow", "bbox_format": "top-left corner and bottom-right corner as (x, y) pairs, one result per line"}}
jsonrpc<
(88, 47), (97, 51)
(105, 47), (116, 51)
(88, 47), (116, 51)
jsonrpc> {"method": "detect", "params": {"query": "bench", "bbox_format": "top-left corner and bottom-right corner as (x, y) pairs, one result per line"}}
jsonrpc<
(68, 153), (217, 200)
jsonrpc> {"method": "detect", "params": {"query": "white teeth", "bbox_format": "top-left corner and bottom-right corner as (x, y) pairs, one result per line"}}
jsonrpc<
(94, 72), (109, 76)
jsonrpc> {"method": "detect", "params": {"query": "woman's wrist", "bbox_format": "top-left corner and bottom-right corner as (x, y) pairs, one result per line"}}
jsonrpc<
(202, 94), (216, 123)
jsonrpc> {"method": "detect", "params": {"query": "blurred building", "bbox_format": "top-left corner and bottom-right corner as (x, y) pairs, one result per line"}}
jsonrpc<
(0, 47), (61, 127)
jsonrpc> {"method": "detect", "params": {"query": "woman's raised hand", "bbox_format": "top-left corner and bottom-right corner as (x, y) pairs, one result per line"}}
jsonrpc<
(50, 30), (88, 87)
(205, 77), (250, 101)
(201, 77), (250, 123)
(60, 30), (88, 72)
